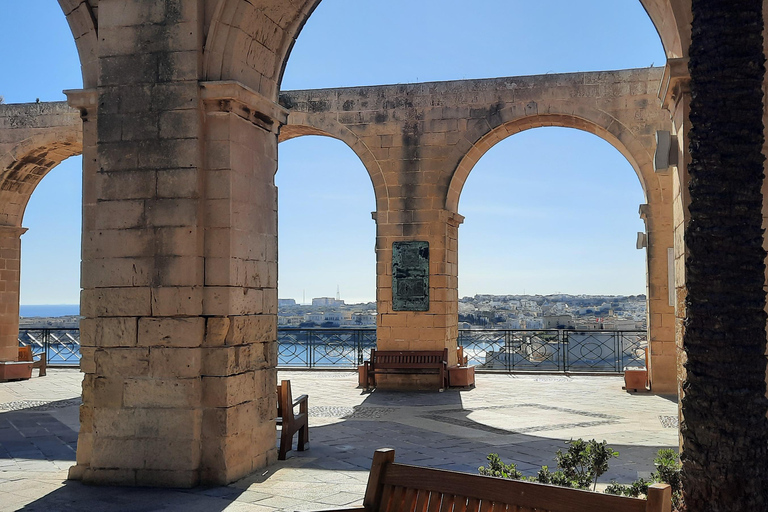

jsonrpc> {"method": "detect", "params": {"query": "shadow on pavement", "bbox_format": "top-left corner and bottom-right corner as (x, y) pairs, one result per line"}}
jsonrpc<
(16, 480), (245, 512)
(0, 398), (78, 461)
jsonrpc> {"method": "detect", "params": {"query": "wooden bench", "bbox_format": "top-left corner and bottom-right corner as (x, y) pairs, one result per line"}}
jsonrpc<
(364, 349), (448, 390)
(276, 379), (309, 460)
(316, 448), (671, 512)
(18, 346), (46, 377)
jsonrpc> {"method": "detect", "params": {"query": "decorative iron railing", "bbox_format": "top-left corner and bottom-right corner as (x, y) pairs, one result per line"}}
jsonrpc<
(18, 328), (81, 366)
(277, 328), (377, 368)
(18, 327), (647, 373)
(458, 329), (647, 373)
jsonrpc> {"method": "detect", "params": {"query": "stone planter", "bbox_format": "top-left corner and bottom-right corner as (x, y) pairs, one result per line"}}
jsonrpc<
(358, 364), (369, 388)
(623, 368), (649, 392)
(449, 365), (475, 388)
(0, 361), (33, 382)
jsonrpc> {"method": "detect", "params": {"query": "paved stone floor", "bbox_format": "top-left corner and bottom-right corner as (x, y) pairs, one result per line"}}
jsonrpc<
(0, 369), (678, 511)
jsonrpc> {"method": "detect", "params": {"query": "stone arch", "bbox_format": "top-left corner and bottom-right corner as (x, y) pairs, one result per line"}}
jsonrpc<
(446, 113), (660, 214)
(446, 112), (676, 392)
(0, 129), (83, 228)
(279, 114), (389, 212)
(57, 0), (99, 88)
(0, 126), (82, 365)
(203, 0), (322, 99)
(640, 0), (691, 59)
(203, 0), (689, 101)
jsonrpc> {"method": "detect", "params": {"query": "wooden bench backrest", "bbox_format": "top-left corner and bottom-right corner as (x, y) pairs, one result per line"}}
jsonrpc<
(277, 382), (285, 419)
(364, 449), (670, 512)
(18, 346), (33, 362)
(277, 380), (295, 420)
(371, 349), (448, 369)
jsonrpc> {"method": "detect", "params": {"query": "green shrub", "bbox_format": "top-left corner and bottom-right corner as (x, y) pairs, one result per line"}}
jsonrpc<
(478, 453), (523, 480)
(605, 448), (681, 509)
(480, 439), (681, 509)
(478, 438), (618, 491)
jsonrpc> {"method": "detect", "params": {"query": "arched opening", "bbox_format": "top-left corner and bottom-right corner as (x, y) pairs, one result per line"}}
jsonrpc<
(19, 154), (83, 310)
(449, 112), (674, 387)
(0, 2), (84, 367)
(457, 126), (646, 303)
(17, 153), (83, 363)
(275, 135), (376, 329)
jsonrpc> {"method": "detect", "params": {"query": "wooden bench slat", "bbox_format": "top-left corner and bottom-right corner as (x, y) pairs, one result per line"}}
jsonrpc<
(478, 500), (493, 512)
(454, 495), (468, 512)
(414, 489), (430, 512)
(465, 497), (480, 512)
(402, 487), (418, 512)
(439, 494), (455, 512)
(380, 484), (395, 512)
(383, 464), (648, 512)
(390, 486), (406, 512)
(426, 491), (442, 512)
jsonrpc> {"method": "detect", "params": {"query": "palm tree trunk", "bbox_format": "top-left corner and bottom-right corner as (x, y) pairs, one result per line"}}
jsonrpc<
(682, 0), (768, 510)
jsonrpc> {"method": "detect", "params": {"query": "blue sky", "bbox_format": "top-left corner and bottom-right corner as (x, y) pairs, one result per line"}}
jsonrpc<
(1, 1), (665, 305)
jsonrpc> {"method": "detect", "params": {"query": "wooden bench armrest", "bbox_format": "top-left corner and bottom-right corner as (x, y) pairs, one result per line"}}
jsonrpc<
(294, 393), (309, 415)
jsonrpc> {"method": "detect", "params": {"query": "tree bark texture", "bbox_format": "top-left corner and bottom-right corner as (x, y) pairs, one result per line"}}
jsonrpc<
(683, 0), (768, 510)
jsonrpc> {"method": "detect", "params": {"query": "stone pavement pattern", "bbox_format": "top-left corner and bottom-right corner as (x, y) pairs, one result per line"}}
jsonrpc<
(0, 369), (678, 511)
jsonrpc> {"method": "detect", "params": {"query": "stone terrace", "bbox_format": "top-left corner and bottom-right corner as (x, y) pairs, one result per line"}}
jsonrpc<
(0, 370), (678, 511)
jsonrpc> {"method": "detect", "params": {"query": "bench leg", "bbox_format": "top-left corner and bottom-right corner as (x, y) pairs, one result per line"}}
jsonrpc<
(278, 425), (291, 460)
(298, 422), (309, 451)
(38, 353), (47, 377)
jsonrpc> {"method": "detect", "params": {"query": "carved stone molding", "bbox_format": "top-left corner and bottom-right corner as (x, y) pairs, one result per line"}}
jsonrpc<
(658, 58), (691, 113)
(201, 81), (289, 134)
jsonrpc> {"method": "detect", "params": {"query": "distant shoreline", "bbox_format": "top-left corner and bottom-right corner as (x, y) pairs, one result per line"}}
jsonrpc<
(19, 304), (80, 318)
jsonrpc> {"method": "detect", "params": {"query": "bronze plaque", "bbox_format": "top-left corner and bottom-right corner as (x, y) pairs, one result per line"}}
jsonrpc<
(392, 241), (429, 311)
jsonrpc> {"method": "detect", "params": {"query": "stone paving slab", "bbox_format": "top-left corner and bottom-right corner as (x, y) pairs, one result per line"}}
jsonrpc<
(0, 369), (679, 511)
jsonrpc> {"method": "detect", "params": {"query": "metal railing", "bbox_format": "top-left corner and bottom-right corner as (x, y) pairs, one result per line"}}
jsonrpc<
(18, 327), (647, 373)
(18, 328), (81, 366)
(278, 328), (377, 367)
(458, 329), (647, 373)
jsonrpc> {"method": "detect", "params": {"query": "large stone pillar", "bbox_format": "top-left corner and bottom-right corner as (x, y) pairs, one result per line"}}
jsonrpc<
(374, 207), (463, 388)
(68, 1), (282, 488)
(0, 226), (27, 362)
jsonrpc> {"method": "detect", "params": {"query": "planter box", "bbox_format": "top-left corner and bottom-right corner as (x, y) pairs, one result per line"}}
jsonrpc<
(358, 364), (368, 388)
(0, 361), (33, 382)
(449, 365), (475, 388)
(623, 368), (648, 392)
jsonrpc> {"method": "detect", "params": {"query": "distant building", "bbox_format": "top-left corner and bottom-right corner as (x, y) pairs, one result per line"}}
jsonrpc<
(523, 318), (544, 329)
(312, 297), (345, 307)
(277, 315), (304, 326)
(278, 299), (297, 307)
(543, 315), (575, 329)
